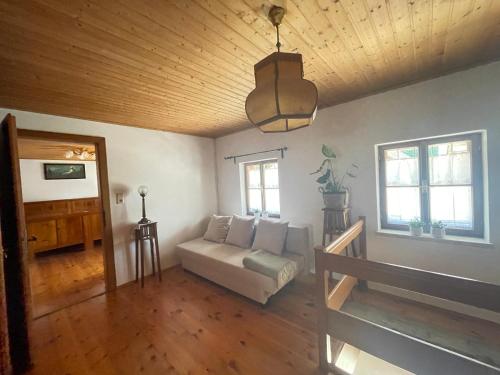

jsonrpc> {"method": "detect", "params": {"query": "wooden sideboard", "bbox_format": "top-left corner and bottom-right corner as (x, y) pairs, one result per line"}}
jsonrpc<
(25, 197), (103, 255)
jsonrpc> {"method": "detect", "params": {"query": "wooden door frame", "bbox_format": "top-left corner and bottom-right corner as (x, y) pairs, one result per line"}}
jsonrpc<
(17, 129), (117, 291)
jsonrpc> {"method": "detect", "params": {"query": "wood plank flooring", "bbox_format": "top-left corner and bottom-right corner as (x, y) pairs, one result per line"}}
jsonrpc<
(27, 266), (320, 375)
(26, 266), (500, 375)
(29, 244), (105, 318)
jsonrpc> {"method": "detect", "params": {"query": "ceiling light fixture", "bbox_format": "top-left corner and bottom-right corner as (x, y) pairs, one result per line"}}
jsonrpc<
(245, 5), (318, 133)
(64, 147), (96, 161)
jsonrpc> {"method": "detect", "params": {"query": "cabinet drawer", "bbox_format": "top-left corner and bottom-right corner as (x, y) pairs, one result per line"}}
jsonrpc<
(25, 200), (71, 220)
(71, 198), (101, 214)
(27, 220), (58, 253)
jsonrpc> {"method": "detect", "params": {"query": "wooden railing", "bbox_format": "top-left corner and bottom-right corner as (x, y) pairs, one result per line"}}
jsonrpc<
(315, 216), (500, 375)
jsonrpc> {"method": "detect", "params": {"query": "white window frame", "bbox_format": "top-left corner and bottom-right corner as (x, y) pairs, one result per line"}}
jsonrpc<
(242, 159), (280, 218)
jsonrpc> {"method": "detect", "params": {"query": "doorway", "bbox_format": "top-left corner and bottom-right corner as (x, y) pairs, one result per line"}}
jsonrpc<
(17, 129), (116, 318)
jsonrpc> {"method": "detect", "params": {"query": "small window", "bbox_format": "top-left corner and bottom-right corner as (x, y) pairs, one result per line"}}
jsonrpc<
(378, 133), (484, 237)
(244, 160), (280, 217)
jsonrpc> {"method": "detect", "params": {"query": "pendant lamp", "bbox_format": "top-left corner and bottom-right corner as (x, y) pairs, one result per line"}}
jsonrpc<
(245, 6), (318, 133)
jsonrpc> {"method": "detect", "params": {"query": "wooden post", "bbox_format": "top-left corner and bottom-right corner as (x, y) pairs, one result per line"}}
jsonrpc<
(358, 216), (368, 289)
(314, 246), (330, 372)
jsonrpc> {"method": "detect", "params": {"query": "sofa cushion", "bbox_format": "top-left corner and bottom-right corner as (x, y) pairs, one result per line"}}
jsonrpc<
(252, 219), (289, 255)
(177, 237), (305, 288)
(178, 237), (252, 267)
(243, 250), (298, 286)
(203, 215), (231, 243)
(225, 215), (255, 248)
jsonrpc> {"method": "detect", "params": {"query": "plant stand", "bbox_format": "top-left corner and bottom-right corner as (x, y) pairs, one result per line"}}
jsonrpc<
(322, 208), (357, 257)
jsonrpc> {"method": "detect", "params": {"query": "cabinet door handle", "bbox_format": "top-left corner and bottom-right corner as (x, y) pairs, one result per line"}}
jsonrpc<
(28, 236), (38, 242)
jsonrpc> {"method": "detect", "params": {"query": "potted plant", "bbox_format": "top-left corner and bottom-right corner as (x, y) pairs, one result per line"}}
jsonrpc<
(310, 144), (358, 209)
(409, 218), (424, 236)
(250, 209), (261, 220)
(431, 221), (446, 239)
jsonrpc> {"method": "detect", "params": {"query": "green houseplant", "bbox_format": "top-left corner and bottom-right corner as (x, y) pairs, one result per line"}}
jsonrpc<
(431, 221), (446, 239)
(310, 144), (358, 209)
(409, 218), (424, 236)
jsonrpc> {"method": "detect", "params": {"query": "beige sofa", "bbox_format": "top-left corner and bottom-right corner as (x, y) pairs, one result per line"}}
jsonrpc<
(176, 225), (309, 304)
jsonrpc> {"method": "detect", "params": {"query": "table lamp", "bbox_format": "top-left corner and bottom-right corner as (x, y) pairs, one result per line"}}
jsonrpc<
(138, 185), (150, 224)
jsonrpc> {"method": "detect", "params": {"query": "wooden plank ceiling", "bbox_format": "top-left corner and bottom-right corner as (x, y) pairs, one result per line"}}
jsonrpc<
(1, 1), (499, 137)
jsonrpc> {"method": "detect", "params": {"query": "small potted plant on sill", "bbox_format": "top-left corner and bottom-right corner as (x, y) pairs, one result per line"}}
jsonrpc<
(310, 144), (358, 209)
(250, 209), (261, 220)
(409, 218), (424, 236)
(431, 221), (446, 239)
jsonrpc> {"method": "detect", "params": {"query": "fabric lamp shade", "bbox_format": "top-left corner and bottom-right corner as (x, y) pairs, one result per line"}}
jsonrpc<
(245, 52), (318, 133)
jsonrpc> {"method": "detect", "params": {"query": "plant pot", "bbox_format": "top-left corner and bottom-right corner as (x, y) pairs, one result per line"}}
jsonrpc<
(431, 227), (446, 239)
(409, 226), (423, 236)
(323, 191), (349, 209)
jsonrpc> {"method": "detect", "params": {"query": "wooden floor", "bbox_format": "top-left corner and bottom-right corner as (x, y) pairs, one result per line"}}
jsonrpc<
(27, 266), (320, 375)
(26, 267), (500, 375)
(29, 243), (105, 318)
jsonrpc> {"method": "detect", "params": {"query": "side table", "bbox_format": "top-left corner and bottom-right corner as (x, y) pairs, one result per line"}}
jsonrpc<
(134, 221), (161, 287)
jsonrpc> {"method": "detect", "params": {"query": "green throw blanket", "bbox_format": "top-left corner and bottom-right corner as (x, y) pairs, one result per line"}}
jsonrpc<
(243, 250), (297, 286)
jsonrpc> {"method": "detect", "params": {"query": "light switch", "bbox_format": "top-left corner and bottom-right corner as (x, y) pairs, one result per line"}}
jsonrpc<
(116, 193), (124, 204)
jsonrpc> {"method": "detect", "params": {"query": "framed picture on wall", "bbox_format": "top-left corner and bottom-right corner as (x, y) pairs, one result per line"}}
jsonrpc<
(43, 163), (86, 180)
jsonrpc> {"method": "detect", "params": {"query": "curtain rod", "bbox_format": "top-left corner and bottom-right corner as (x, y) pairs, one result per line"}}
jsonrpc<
(224, 147), (288, 164)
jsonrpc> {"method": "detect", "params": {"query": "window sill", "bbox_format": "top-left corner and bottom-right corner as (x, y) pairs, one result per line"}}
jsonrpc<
(376, 229), (493, 248)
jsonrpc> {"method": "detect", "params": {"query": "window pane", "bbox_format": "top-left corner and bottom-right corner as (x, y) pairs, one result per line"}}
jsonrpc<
(264, 189), (280, 214)
(429, 141), (471, 185)
(385, 147), (419, 186)
(386, 187), (420, 224)
(246, 164), (261, 188)
(247, 189), (262, 212)
(263, 162), (279, 188)
(430, 186), (473, 229)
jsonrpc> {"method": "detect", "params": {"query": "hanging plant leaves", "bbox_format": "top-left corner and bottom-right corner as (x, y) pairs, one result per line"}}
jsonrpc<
(316, 169), (330, 184)
(321, 144), (336, 159)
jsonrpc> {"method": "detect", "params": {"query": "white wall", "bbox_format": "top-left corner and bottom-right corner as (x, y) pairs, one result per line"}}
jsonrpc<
(20, 159), (99, 202)
(1, 108), (218, 286)
(215, 61), (500, 321)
